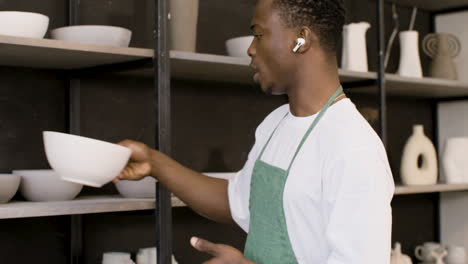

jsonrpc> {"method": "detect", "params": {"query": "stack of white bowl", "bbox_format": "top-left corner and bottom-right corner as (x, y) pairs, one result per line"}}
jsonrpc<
(0, 11), (132, 47)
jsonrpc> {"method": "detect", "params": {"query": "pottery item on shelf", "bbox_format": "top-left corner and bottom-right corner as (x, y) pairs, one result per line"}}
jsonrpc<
(43, 131), (132, 188)
(115, 176), (157, 199)
(50, 25), (132, 47)
(400, 125), (438, 186)
(390, 242), (413, 264)
(0, 11), (49, 39)
(442, 137), (468, 184)
(225, 36), (254, 57)
(445, 245), (466, 264)
(169, 0), (199, 52)
(0, 174), (21, 203)
(136, 248), (178, 264)
(13, 170), (82, 202)
(397, 30), (423, 78)
(423, 33), (461, 80)
(415, 242), (447, 263)
(341, 21), (371, 72)
(136, 247), (156, 264)
(102, 252), (134, 264)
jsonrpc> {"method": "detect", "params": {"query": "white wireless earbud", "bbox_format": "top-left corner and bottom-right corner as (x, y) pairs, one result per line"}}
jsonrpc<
(293, 38), (306, 53)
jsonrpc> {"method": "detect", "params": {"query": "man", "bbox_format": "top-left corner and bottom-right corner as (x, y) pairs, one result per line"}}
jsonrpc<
(115, 0), (395, 263)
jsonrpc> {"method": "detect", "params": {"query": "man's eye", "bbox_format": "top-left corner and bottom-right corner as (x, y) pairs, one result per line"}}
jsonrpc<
(254, 34), (263, 39)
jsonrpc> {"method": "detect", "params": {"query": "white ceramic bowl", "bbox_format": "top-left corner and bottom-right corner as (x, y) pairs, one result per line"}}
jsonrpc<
(43, 131), (132, 188)
(225, 36), (254, 57)
(0, 174), (21, 203)
(50, 25), (132, 47)
(0, 11), (49, 39)
(13, 170), (82, 202)
(115, 176), (156, 198)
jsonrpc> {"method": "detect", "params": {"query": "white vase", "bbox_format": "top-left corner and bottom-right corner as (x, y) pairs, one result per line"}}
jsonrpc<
(442, 137), (468, 184)
(400, 125), (438, 185)
(397, 30), (423, 78)
(341, 22), (370, 72)
(169, 0), (199, 52)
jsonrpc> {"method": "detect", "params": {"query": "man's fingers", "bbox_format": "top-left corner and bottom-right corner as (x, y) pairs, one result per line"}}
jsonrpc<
(191, 237), (219, 257)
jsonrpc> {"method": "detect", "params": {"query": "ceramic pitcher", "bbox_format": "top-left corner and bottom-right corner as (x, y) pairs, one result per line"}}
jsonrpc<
(341, 22), (370, 72)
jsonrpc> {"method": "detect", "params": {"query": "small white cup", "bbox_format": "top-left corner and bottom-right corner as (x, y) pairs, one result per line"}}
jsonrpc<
(103, 252), (134, 264)
(446, 246), (466, 264)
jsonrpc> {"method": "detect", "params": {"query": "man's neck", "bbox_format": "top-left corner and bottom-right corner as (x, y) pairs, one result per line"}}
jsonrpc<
(287, 59), (341, 117)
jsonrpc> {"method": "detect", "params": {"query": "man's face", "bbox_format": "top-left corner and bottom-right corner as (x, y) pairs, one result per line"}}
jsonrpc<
(248, 0), (296, 95)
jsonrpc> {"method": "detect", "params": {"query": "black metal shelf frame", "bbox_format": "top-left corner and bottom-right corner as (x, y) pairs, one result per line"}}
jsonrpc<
(64, 0), (172, 263)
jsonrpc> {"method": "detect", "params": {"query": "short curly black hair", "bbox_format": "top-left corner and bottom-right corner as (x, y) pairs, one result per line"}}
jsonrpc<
(272, 0), (345, 54)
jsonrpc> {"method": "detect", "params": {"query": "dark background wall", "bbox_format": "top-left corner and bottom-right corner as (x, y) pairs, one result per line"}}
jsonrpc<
(0, 0), (437, 263)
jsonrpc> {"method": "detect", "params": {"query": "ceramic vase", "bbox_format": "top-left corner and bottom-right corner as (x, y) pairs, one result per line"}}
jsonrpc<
(397, 30), (423, 78)
(423, 33), (461, 80)
(400, 125), (438, 185)
(341, 22), (370, 72)
(169, 0), (199, 52)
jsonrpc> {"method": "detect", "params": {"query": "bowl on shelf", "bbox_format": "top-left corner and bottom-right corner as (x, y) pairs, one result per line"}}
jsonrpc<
(50, 25), (132, 47)
(0, 174), (21, 203)
(43, 131), (132, 188)
(0, 11), (49, 39)
(13, 170), (82, 202)
(225, 36), (254, 57)
(115, 176), (156, 199)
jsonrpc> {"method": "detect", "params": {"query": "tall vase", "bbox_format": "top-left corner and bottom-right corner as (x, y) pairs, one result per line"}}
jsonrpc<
(169, 0), (199, 52)
(400, 125), (438, 186)
(423, 33), (461, 80)
(397, 30), (423, 78)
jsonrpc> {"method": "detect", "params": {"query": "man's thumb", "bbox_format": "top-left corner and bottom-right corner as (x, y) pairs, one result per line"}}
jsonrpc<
(190, 237), (218, 256)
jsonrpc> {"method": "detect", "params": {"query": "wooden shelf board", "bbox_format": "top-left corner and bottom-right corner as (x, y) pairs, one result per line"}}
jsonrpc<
(349, 74), (468, 98)
(395, 183), (468, 195)
(0, 34), (153, 70)
(138, 51), (377, 85)
(0, 196), (157, 219)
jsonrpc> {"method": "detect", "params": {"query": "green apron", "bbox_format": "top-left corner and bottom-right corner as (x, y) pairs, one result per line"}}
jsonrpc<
(244, 87), (343, 264)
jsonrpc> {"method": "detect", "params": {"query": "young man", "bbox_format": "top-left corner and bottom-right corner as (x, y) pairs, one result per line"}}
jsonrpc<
(115, 0), (395, 263)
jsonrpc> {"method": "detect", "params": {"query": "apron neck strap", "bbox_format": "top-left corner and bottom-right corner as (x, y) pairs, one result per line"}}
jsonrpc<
(257, 86), (344, 167)
(286, 86), (343, 172)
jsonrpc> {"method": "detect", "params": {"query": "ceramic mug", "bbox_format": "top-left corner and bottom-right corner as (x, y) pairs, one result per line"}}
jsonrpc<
(446, 246), (466, 264)
(415, 242), (444, 262)
(102, 252), (134, 264)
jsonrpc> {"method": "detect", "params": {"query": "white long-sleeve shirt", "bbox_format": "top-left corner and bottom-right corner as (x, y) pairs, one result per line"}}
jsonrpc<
(228, 100), (395, 263)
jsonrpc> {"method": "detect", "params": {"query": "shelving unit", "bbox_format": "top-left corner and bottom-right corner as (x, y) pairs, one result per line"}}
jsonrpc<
(1, 0), (468, 263)
(0, 0), (171, 263)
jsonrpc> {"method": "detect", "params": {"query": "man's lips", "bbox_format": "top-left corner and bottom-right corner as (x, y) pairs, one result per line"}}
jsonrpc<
(253, 72), (260, 83)
(250, 63), (259, 83)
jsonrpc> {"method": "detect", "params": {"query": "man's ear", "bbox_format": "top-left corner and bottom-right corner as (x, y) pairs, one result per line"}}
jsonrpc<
(295, 26), (317, 53)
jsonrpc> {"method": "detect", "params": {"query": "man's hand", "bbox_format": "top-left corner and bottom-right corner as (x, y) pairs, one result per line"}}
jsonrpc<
(191, 237), (255, 264)
(113, 139), (153, 182)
